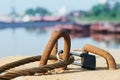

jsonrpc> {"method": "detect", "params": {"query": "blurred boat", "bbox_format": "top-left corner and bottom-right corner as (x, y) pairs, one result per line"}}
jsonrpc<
(90, 22), (120, 33)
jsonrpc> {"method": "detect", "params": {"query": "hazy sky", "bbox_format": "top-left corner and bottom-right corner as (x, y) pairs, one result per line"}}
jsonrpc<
(0, 0), (102, 15)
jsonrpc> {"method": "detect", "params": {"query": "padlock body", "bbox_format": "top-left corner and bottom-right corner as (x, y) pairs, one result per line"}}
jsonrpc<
(80, 53), (96, 70)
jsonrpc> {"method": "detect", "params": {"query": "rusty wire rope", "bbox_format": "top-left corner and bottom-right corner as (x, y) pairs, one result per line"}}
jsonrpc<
(0, 56), (74, 80)
(0, 55), (57, 74)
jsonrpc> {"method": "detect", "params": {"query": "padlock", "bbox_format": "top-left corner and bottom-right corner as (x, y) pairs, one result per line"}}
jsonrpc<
(57, 50), (96, 70)
(80, 53), (96, 70)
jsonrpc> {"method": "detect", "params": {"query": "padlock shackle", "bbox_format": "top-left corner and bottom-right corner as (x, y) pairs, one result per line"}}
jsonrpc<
(70, 52), (82, 57)
(82, 44), (116, 70)
(70, 52), (88, 57)
(40, 30), (71, 70)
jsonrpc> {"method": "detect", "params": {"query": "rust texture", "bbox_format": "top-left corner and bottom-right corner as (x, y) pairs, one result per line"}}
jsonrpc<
(51, 42), (58, 56)
(82, 44), (116, 70)
(40, 30), (71, 70)
(0, 55), (57, 74)
(0, 56), (74, 80)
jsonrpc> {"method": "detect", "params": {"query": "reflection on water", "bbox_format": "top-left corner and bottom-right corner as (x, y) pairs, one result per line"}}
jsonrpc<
(90, 33), (120, 49)
(0, 28), (120, 57)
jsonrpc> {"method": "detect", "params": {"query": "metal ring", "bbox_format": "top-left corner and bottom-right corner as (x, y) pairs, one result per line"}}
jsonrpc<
(40, 30), (71, 70)
(82, 44), (116, 70)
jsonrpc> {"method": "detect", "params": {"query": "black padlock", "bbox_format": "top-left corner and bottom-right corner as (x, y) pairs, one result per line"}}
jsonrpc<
(80, 53), (96, 70)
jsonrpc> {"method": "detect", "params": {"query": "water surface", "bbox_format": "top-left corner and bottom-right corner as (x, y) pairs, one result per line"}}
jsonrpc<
(0, 28), (120, 57)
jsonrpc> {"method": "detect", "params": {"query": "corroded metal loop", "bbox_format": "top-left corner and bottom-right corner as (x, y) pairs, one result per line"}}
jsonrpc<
(51, 42), (58, 56)
(40, 30), (71, 70)
(82, 44), (116, 70)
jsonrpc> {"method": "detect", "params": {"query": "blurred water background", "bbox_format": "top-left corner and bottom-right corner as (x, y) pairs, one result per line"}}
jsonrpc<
(0, 27), (120, 57)
(0, 0), (120, 57)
